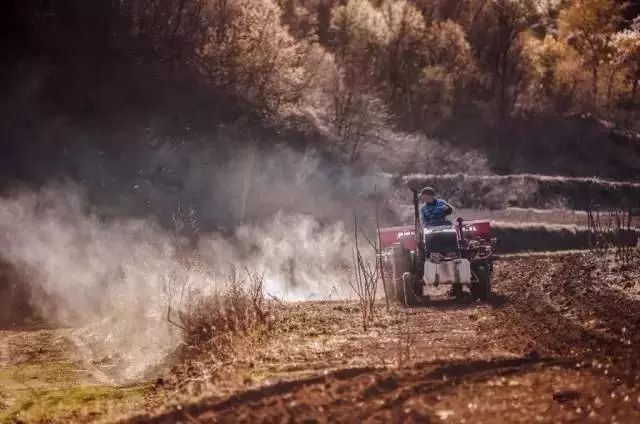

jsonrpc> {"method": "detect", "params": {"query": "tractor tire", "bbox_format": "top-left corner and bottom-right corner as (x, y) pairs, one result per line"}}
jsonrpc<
(471, 265), (491, 301)
(451, 283), (464, 298)
(382, 257), (396, 304)
(389, 244), (411, 305)
(402, 272), (421, 307)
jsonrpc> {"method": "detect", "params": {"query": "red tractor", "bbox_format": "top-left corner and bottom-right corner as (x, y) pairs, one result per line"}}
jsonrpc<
(379, 188), (497, 306)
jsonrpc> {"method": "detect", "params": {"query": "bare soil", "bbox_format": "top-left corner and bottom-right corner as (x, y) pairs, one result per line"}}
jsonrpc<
(2, 251), (639, 423)
(126, 252), (640, 424)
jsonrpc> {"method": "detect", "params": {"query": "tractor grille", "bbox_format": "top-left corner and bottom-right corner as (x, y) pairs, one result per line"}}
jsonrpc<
(424, 231), (459, 255)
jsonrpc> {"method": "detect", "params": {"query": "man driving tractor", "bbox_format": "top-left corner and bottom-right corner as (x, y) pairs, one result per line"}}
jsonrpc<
(419, 187), (454, 227)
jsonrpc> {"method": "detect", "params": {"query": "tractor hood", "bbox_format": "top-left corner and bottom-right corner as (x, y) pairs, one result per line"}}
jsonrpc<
(378, 225), (417, 251)
(378, 220), (492, 252)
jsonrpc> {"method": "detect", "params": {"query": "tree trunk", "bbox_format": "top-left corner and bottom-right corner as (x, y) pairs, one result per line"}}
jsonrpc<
(606, 67), (619, 111)
(317, 2), (331, 45)
(591, 65), (599, 110)
(498, 47), (510, 120)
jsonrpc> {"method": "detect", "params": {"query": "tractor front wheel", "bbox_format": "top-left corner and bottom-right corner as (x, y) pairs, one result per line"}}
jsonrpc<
(451, 283), (464, 298)
(471, 265), (491, 300)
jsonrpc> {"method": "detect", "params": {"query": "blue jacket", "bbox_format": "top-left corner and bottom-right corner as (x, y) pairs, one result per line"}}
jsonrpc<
(421, 199), (453, 227)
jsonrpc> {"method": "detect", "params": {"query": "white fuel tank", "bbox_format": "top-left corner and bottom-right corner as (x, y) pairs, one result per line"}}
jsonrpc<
(423, 259), (471, 288)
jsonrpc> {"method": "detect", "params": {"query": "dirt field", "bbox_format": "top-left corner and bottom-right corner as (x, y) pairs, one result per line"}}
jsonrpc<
(1, 251), (639, 423)
(127, 252), (640, 423)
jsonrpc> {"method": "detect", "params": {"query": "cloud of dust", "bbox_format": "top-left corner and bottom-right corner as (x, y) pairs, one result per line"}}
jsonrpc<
(0, 144), (388, 381)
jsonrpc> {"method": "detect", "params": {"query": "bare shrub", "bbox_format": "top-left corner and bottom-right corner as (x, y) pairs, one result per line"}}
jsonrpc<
(349, 201), (390, 331)
(586, 206), (639, 265)
(166, 263), (273, 354)
(331, 76), (389, 163)
(349, 231), (379, 330)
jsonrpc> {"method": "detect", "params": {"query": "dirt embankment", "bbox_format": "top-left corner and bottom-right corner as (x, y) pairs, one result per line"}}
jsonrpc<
(127, 251), (640, 424)
(403, 174), (640, 210)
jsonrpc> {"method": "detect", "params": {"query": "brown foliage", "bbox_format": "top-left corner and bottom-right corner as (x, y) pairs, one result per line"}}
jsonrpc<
(4, 0), (640, 172)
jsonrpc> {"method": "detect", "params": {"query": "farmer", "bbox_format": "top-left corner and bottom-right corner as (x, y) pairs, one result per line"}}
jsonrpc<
(419, 187), (454, 227)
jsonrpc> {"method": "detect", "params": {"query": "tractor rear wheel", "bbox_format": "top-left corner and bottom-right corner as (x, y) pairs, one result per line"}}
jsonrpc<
(471, 265), (491, 300)
(389, 244), (411, 305)
(402, 272), (421, 307)
(382, 253), (396, 304)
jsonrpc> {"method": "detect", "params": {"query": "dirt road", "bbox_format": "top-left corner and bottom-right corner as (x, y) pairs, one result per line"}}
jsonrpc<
(130, 252), (640, 423)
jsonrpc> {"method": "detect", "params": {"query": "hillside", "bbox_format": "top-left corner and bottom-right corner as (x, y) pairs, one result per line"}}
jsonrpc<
(2, 0), (640, 186)
(2, 1), (640, 423)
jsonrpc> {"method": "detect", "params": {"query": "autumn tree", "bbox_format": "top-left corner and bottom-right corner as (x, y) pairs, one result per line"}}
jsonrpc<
(521, 34), (579, 113)
(330, 0), (387, 75)
(473, 0), (538, 118)
(612, 19), (640, 104)
(195, 0), (309, 116)
(331, 73), (389, 162)
(559, 0), (624, 109)
(329, 0), (390, 160)
(415, 20), (477, 129)
(278, 0), (319, 39)
(379, 0), (428, 120)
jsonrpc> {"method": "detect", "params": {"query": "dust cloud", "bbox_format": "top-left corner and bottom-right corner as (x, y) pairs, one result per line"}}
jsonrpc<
(0, 145), (388, 381)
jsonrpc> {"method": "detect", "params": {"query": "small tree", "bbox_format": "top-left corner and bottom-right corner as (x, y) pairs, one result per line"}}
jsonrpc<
(329, 0), (389, 161)
(521, 34), (579, 113)
(379, 0), (427, 112)
(188, 0), (312, 117)
(559, 0), (624, 110)
(480, 0), (538, 119)
(330, 71), (389, 162)
(330, 0), (387, 65)
(417, 20), (477, 128)
(612, 23), (640, 104)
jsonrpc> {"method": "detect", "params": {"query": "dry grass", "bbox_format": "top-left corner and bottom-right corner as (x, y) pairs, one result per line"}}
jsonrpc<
(349, 211), (388, 331)
(0, 329), (156, 423)
(166, 266), (276, 356)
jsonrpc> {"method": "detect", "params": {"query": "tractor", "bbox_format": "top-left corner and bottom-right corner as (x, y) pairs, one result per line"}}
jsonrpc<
(378, 187), (498, 306)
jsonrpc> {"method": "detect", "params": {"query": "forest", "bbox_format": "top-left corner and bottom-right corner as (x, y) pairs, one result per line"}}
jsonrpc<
(2, 0), (640, 180)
